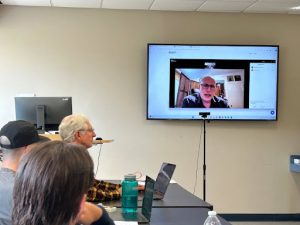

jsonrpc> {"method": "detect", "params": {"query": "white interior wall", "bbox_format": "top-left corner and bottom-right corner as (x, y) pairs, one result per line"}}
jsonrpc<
(1, 6), (300, 214)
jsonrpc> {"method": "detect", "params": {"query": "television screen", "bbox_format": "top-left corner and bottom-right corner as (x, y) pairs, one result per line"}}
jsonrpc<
(15, 97), (72, 131)
(147, 44), (279, 120)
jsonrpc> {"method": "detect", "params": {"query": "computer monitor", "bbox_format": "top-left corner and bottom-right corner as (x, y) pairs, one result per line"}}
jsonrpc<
(15, 97), (72, 132)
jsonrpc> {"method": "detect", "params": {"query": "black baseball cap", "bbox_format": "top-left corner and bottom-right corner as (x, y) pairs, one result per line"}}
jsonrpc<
(0, 120), (40, 149)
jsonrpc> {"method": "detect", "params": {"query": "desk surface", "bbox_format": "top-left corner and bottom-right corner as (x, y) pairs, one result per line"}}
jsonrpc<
(150, 208), (231, 225)
(158, 183), (212, 209)
(104, 183), (212, 209)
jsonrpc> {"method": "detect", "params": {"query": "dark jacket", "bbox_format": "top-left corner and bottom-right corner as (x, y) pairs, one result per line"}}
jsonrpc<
(182, 93), (229, 108)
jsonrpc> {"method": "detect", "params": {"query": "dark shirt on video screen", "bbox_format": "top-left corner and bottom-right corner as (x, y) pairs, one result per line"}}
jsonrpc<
(182, 93), (229, 108)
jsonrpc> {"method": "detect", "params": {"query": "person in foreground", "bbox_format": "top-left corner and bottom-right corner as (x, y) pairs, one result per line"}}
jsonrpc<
(12, 141), (115, 225)
(182, 76), (229, 108)
(0, 120), (48, 225)
(59, 114), (122, 202)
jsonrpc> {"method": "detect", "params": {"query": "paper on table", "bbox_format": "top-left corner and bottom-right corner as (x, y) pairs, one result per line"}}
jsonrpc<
(138, 181), (145, 186)
(139, 179), (176, 186)
(114, 221), (138, 225)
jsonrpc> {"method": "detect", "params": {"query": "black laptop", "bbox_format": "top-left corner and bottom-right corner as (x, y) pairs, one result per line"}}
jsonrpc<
(138, 162), (176, 201)
(152, 162), (176, 200)
(108, 176), (155, 224)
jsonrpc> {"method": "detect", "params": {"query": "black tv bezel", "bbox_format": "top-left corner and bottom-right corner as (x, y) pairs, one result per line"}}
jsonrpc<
(146, 43), (279, 121)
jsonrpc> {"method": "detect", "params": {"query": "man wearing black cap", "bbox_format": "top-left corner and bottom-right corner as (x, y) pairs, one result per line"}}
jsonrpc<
(0, 120), (43, 225)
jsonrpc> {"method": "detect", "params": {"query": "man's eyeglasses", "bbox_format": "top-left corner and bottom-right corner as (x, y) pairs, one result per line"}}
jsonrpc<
(201, 83), (216, 89)
(79, 128), (95, 133)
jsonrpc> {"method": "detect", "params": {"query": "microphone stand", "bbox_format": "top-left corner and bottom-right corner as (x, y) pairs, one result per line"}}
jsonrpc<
(199, 112), (210, 201)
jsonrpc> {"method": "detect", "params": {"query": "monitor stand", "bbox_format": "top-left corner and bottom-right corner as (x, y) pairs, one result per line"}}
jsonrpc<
(199, 112), (210, 201)
(36, 105), (45, 132)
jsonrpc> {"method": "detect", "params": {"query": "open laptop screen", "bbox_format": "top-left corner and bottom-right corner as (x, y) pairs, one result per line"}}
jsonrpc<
(141, 176), (155, 221)
(154, 163), (176, 198)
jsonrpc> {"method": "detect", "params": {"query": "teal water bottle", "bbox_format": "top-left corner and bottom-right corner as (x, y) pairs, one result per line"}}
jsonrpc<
(122, 174), (138, 213)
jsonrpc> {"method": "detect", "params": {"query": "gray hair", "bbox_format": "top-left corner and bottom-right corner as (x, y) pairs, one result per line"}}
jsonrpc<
(200, 76), (215, 84)
(59, 114), (90, 142)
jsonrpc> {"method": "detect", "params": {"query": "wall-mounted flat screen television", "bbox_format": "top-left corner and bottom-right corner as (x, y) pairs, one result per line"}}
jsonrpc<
(147, 44), (279, 120)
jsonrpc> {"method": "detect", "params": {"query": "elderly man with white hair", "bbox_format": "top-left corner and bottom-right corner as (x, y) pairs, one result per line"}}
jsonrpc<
(59, 114), (122, 202)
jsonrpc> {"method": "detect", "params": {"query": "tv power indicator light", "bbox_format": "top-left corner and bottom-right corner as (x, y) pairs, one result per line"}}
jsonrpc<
(270, 111), (275, 115)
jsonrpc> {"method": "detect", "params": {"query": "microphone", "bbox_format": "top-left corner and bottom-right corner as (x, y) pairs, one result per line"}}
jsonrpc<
(93, 137), (114, 145)
(93, 137), (103, 145)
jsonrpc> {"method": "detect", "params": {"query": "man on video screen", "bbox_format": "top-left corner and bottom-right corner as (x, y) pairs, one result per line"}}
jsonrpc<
(182, 76), (229, 108)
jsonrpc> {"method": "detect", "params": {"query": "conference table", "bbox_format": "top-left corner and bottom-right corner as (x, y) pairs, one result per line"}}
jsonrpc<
(102, 182), (231, 225)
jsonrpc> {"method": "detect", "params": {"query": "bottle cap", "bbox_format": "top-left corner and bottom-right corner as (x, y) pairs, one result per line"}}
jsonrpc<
(208, 211), (217, 216)
(124, 174), (136, 180)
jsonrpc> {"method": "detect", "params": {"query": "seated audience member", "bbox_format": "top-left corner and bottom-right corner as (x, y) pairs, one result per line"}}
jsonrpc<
(182, 76), (229, 108)
(12, 141), (115, 225)
(59, 114), (122, 202)
(0, 120), (46, 225)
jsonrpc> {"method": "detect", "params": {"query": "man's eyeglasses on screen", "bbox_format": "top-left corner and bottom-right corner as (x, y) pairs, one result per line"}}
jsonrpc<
(201, 83), (216, 89)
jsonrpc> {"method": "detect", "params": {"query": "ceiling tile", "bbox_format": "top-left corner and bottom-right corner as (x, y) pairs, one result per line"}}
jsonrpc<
(258, 0), (300, 3)
(102, 0), (153, 10)
(1, 0), (51, 6)
(151, 0), (205, 11)
(51, 0), (101, 8)
(204, 0), (255, 1)
(245, 2), (300, 13)
(2, 0), (300, 13)
(198, 1), (254, 12)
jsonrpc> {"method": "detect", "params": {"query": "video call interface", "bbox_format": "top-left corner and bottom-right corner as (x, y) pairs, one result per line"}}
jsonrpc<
(147, 45), (278, 120)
